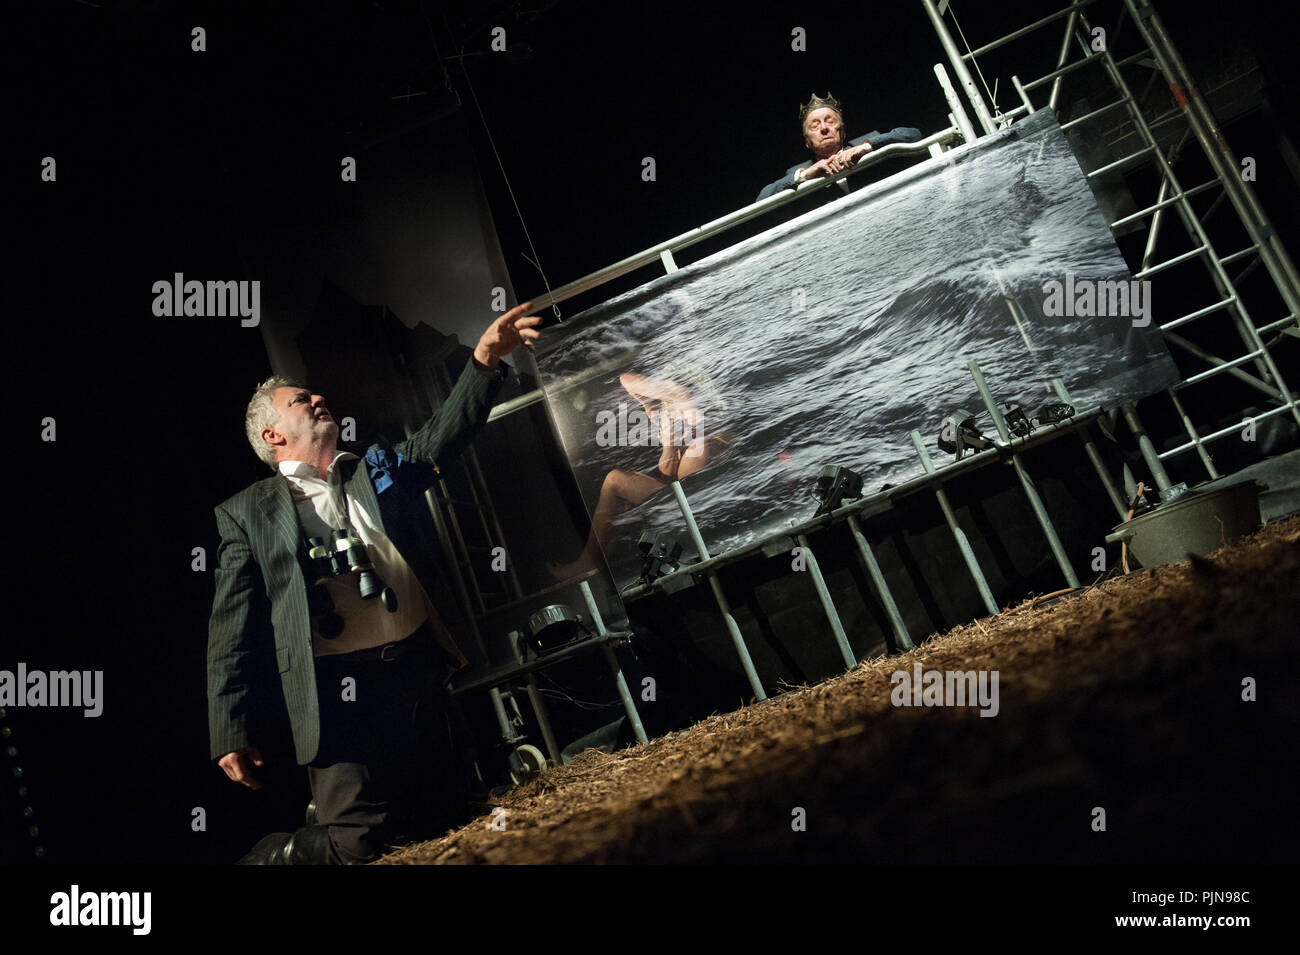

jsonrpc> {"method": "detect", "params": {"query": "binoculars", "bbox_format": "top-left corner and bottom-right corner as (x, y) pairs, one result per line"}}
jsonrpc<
(307, 529), (398, 637)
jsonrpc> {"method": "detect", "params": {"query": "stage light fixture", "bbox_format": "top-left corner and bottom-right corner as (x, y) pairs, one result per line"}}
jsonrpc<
(938, 409), (995, 459)
(637, 530), (682, 583)
(1035, 401), (1074, 425)
(527, 603), (581, 654)
(1003, 403), (1033, 438)
(813, 465), (864, 517)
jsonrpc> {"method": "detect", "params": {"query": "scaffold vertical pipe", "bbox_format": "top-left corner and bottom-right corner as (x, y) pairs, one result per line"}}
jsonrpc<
(794, 532), (859, 670)
(509, 630), (563, 765)
(466, 447), (524, 599)
(1048, 1), (1085, 113)
(970, 360), (1081, 589)
(1121, 402), (1173, 491)
(1050, 379), (1129, 519)
(910, 430), (1001, 615)
(669, 481), (767, 701)
(489, 686), (519, 742)
(579, 580), (649, 743)
(1126, 0), (1300, 318)
(846, 514), (915, 652)
(424, 487), (490, 662)
(1076, 4), (1300, 433)
(1012, 75), (1035, 114)
(1166, 387), (1219, 479)
(1141, 179), (1170, 272)
(934, 62), (978, 143)
(921, 0), (998, 135)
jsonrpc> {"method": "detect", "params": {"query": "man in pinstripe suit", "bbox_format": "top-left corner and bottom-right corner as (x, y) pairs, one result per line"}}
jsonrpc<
(208, 302), (540, 864)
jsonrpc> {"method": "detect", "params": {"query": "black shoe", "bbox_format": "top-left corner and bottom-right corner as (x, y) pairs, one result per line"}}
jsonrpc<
(236, 825), (336, 865)
(236, 832), (293, 865)
(281, 824), (335, 864)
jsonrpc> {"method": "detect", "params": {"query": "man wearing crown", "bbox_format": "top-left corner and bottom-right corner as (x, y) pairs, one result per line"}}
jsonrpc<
(756, 93), (923, 202)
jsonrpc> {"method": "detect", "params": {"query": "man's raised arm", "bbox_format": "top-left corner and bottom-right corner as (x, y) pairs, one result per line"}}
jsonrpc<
(395, 302), (541, 468)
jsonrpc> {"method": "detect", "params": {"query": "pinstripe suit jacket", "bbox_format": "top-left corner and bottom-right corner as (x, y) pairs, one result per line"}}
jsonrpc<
(207, 359), (506, 766)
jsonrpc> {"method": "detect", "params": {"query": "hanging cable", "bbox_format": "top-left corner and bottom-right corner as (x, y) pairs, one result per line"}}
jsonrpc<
(458, 61), (562, 321)
(421, 9), (562, 321)
(948, 3), (1002, 123)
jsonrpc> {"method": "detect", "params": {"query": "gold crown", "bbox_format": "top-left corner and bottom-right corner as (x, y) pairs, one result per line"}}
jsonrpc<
(799, 92), (844, 124)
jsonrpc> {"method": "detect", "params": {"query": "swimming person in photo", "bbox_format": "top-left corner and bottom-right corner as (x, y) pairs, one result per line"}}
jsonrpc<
(548, 365), (732, 580)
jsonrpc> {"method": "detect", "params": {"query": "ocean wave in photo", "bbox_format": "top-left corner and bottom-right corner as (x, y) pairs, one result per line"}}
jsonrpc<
(538, 111), (1181, 587)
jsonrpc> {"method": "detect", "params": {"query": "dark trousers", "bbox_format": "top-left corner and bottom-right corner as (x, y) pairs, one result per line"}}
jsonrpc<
(307, 636), (475, 864)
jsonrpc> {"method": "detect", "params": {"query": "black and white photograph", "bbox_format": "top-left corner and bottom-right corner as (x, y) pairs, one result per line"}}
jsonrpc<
(538, 110), (1184, 588)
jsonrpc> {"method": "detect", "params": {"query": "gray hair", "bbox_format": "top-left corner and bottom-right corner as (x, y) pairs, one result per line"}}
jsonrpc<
(245, 375), (305, 470)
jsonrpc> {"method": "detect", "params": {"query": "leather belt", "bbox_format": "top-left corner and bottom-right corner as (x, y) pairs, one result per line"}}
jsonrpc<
(331, 622), (437, 664)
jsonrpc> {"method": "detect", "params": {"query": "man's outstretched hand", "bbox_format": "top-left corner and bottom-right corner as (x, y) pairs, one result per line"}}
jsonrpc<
(218, 745), (265, 790)
(474, 301), (542, 370)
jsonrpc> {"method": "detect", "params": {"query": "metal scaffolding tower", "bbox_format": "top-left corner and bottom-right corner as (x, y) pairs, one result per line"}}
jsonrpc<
(461, 0), (1298, 704)
(923, 0), (1300, 493)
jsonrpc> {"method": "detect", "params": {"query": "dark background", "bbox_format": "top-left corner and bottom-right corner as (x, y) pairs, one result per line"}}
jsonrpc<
(5, 0), (1297, 866)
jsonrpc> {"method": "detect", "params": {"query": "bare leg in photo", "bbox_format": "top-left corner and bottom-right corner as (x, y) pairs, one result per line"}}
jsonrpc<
(547, 434), (718, 579)
(547, 467), (668, 579)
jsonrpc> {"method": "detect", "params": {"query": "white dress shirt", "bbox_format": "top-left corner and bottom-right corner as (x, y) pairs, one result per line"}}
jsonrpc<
(278, 452), (430, 657)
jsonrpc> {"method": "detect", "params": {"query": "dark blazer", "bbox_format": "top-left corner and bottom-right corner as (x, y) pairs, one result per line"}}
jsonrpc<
(207, 359), (506, 766)
(755, 127), (924, 202)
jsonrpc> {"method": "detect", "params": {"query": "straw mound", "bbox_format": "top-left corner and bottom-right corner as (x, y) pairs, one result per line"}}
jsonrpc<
(376, 515), (1299, 863)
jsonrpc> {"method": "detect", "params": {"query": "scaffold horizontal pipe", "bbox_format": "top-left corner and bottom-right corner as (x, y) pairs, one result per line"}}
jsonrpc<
(1109, 180), (1218, 230)
(1172, 348), (1265, 388)
(958, 0), (1102, 61)
(1134, 243), (1208, 279)
(1156, 401), (1297, 458)
(1159, 296), (1237, 331)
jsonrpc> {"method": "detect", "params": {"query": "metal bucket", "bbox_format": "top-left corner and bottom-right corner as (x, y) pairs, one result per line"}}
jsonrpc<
(1105, 481), (1262, 569)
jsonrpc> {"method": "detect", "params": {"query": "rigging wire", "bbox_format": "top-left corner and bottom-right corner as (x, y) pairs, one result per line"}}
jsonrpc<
(948, 3), (1003, 124)
(420, 8), (563, 321)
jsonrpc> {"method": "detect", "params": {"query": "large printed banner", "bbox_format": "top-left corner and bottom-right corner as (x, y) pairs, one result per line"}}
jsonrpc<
(536, 110), (1180, 589)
